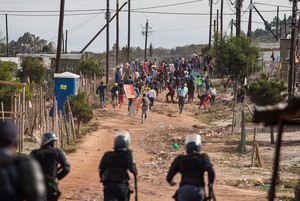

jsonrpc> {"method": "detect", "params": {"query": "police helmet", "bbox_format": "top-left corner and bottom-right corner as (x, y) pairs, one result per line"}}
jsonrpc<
(114, 131), (131, 151)
(41, 132), (58, 146)
(0, 120), (18, 146)
(185, 134), (201, 154)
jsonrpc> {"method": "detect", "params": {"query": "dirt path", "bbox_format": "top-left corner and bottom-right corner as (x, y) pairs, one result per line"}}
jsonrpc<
(59, 93), (268, 201)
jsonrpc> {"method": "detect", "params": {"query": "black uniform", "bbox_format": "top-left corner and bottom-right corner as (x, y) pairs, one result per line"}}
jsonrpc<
(99, 149), (137, 201)
(166, 152), (215, 201)
(0, 151), (46, 201)
(30, 145), (70, 201)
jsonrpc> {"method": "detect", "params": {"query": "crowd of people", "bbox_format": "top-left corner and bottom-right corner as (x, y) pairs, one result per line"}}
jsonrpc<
(97, 55), (218, 117)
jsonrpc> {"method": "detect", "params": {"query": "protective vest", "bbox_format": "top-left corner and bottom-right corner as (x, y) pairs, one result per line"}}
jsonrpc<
(100, 150), (136, 184)
(167, 153), (213, 187)
(30, 147), (70, 183)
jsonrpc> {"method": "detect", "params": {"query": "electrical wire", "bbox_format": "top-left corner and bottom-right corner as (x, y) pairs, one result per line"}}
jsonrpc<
(254, 2), (292, 9)
(131, 0), (203, 11)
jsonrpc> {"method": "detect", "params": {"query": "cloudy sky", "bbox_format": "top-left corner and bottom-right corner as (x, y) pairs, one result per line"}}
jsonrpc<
(0, 0), (294, 53)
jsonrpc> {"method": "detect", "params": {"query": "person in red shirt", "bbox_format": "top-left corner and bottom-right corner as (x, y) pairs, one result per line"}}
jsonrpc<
(166, 82), (175, 103)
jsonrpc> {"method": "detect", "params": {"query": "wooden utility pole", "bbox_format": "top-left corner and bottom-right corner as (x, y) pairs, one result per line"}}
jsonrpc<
(288, 0), (298, 100)
(144, 20), (149, 62)
(220, 0), (224, 39)
(65, 30), (68, 54)
(231, 19), (233, 37)
(5, 14), (9, 57)
(106, 0), (110, 85)
(216, 9), (219, 32)
(208, 0), (213, 50)
(276, 6), (279, 41)
(284, 14), (287, 39)
(79, 2), (127, 53)
(236, 0), (242, 37)
(55, 0), (65, 73)
(116, 0), (119, 66)
(127, 0), (131, 62)
(247, 0), (253, 38)
(213, 19), (216, 34)
(62, 32), (65, 54)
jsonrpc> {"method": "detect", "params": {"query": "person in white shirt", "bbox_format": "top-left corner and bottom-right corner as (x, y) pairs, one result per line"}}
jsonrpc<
(208, 86), (217, 105)
(146, 87), (157, 110)
(178, 84), (188, 114)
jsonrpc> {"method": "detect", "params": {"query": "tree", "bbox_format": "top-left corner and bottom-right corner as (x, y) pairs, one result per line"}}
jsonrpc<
(17, 56), (46, 84)
(212, 35), (260, 154)
(66, 92), (93, 135)
(212, 35), (260, 78)
(247, 73), (287, 144)
(77, 58), (104, 77)
(0, 61), (18, 110)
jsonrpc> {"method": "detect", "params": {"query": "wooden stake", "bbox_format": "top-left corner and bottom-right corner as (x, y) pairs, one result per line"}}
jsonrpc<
(251, 127), (257, 166)
(1, 102), (4, 121)
(255, 143), (262, 167)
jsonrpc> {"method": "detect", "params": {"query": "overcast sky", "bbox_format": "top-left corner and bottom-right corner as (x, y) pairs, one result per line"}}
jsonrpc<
(0, 0), (295, 53)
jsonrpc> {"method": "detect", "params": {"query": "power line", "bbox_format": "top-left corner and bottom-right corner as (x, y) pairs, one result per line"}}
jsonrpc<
(0, 12), (104, 16)
(254, 2), (292, 9)
(131, 0), (203, 11)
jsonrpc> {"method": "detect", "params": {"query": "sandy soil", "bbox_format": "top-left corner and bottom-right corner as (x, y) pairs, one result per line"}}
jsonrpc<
(58, 90), (299, 201)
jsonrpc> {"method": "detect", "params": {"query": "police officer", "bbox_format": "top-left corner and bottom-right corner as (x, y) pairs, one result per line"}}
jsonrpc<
(166, 134), (215, 201)
(0, 120), (46, 201)
(99, 131), (137, 201)
(30, 132), (70, 201)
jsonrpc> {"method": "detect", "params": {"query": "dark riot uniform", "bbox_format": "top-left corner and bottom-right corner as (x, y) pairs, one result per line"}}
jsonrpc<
(0, 150), (46, 201)
(166, 152), (215, 201)
(30, 145), (70, 201)
(0, 120), (46, 201)
(99, 149), (137, 201)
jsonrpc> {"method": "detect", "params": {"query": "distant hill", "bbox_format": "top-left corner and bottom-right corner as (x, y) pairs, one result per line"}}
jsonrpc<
(9, 32), (56, 55)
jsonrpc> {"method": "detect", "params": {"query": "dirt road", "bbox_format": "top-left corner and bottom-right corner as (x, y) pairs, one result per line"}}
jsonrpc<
(59, 94), (268, 201)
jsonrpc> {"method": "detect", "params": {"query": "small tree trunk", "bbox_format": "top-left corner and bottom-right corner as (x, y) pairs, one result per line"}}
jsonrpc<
(270, 126), (275, 144)
(231, 80), (237, 134)
(237, 103), (246, 154)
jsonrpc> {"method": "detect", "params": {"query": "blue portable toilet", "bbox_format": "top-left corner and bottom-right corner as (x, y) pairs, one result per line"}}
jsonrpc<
(54, 72), (80, 112)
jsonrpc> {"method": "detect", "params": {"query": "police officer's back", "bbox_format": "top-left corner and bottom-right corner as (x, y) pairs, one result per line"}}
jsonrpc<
(99, 132), (137, 201)
(167, 134), (215, 201)
(0, 120), (46, 201)
(30, 132), (70, 201)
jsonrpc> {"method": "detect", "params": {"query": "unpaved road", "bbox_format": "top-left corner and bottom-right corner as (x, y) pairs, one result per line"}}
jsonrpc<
(59, 94), (270, 201)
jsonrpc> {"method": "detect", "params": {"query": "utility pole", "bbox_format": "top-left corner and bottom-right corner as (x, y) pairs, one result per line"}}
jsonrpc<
(247, 0), (253, 38)
(235, 0), (242, 37)
(213, 19), (216, 35)
(231, 19), (233, 37)
(65, 30), (68, 54)
(284, 14), (287, 39)
(116, 0), (119, 66)
(127, 0), (131, 62)
(106, 0), (110, 85)
(220, 0), (224, 39)
(217, 9), (219, 33)
(286, 0), (298, 101)
(208, 0), (213, 50)
(143, 20), (149, 62)
(62, 32), (65, 54)
(5, 14), (9, 57)
(55, 0), (65, 73)
(80, 2), (127, 53)
(276, 6), (279, 41)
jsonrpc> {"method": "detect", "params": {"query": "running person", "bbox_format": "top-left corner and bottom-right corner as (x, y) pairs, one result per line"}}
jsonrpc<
(178, 84), (188, 114)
